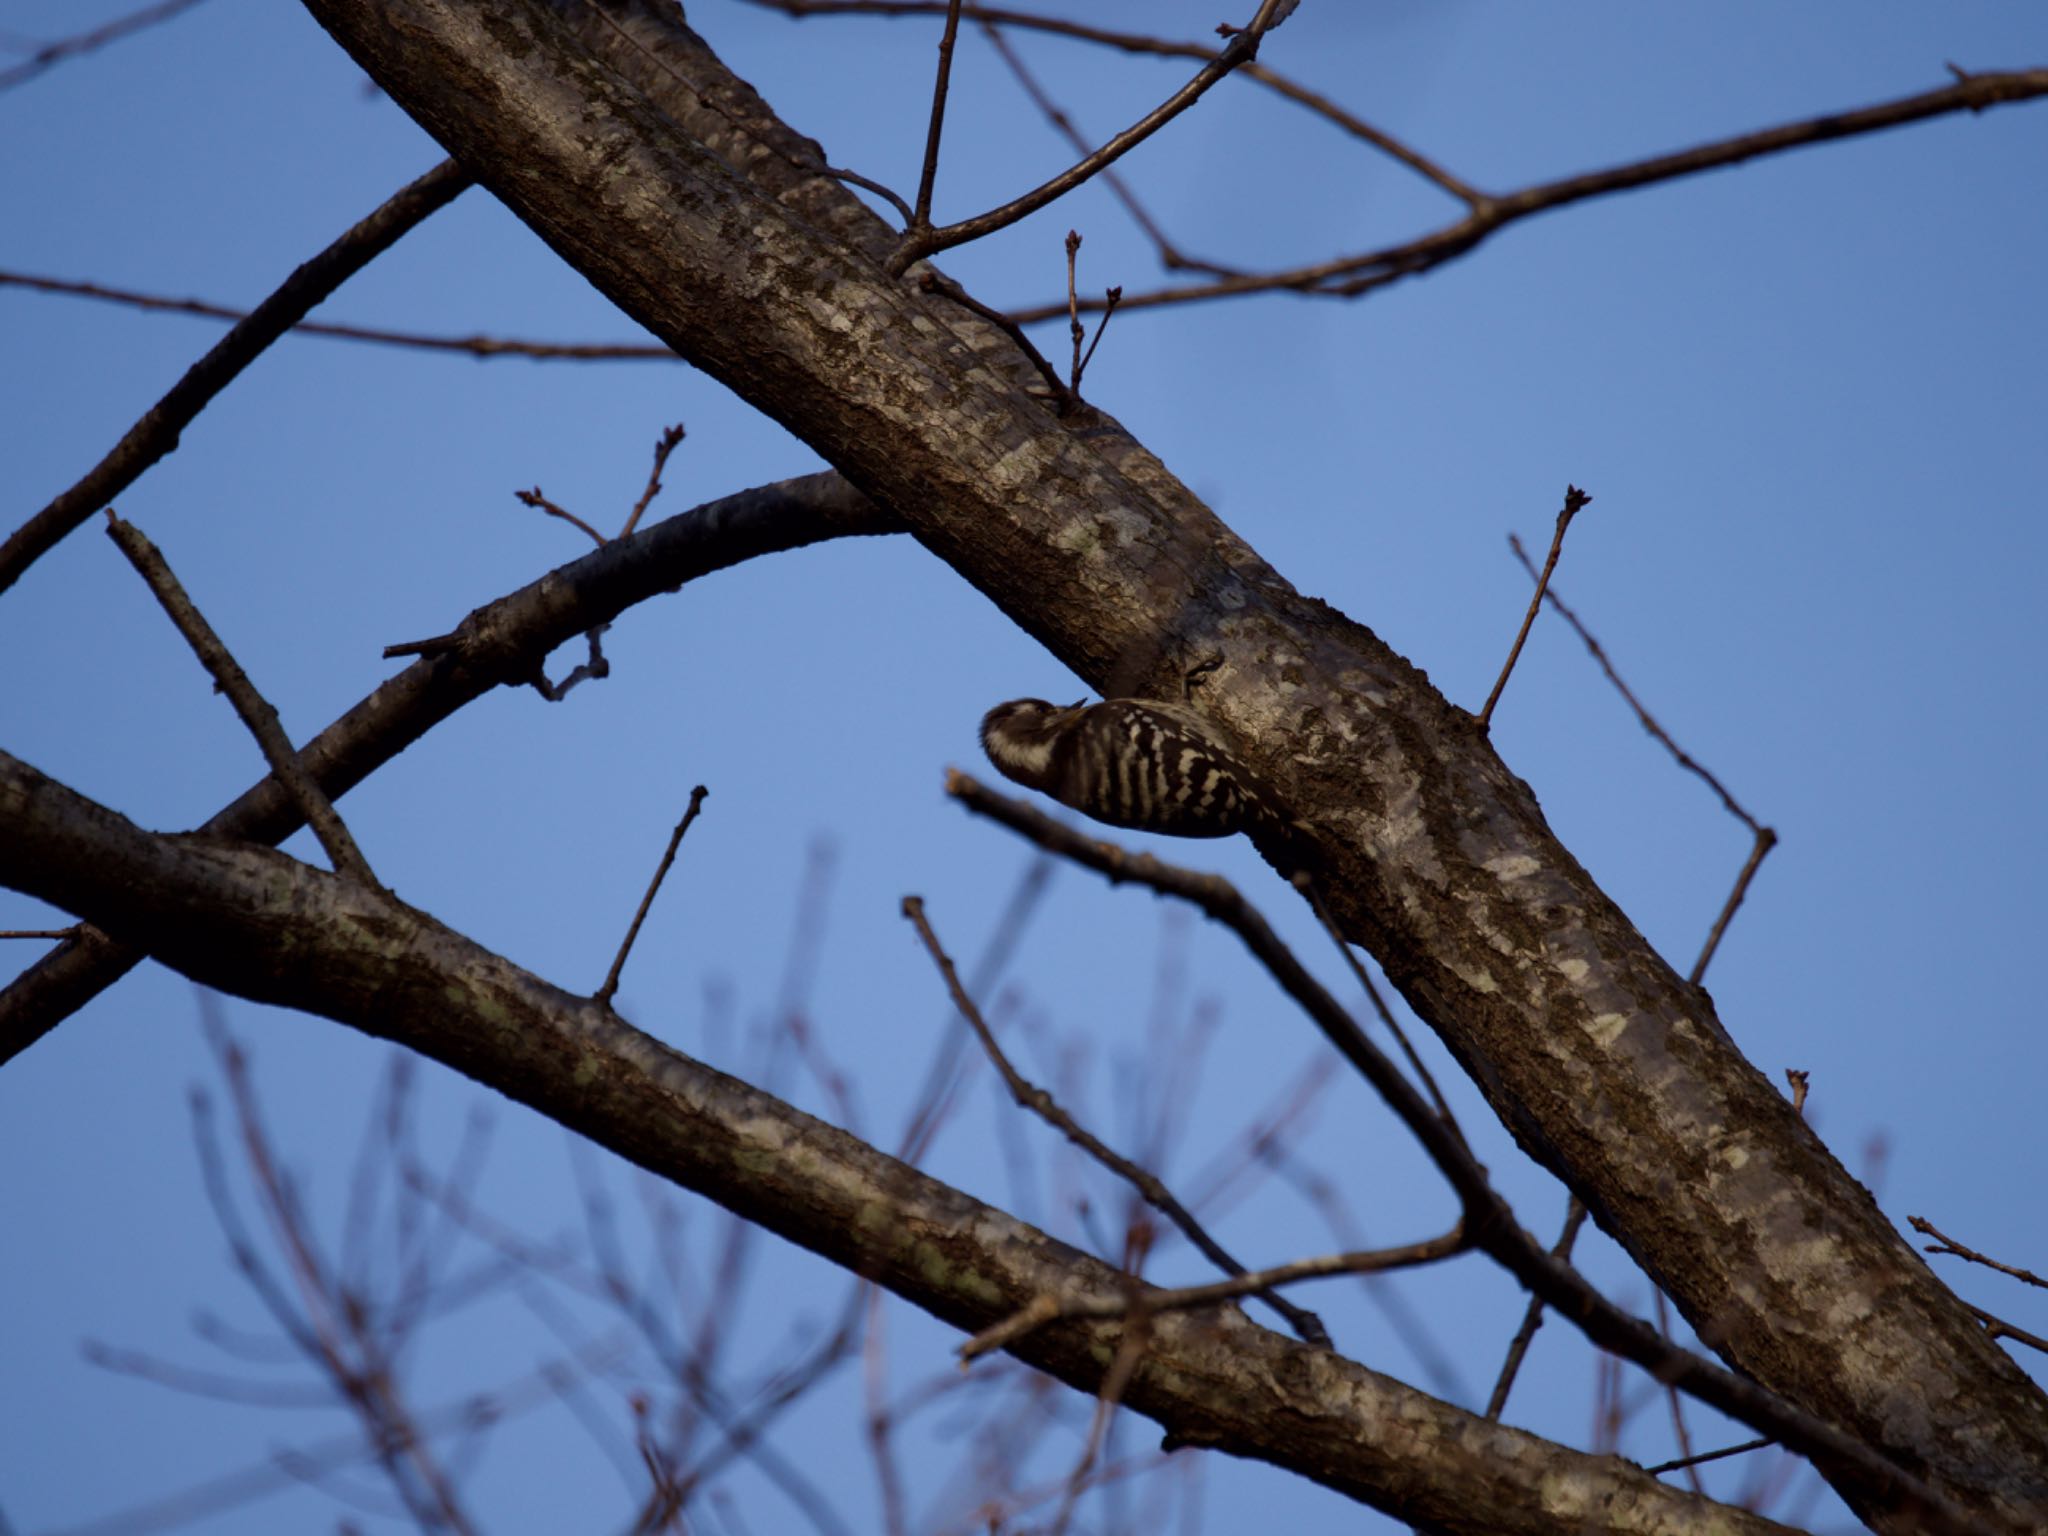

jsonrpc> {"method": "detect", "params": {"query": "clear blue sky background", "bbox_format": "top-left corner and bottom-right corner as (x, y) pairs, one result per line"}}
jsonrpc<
(3, 3), (2044, 1533)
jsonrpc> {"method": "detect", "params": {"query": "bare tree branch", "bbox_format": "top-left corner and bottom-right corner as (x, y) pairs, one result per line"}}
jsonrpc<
(0, 0), (209, 92)
(0, 269), (677, 362)
(1912, 1218), (2048, 1292)
(0, 749), (1818, 1536)
(981, 23), (1239, 280)
(1481, 488), (1590, 727)
(104, 513), (379, 888)
(597, 787), (710, 1007)
(1006, 67), (2048, 321)
(885, 0), (1297, 271)
(901, 894), (1331, 1347)
(962, 1229), (1468, 1363)
(0, 473), (899, 1065)
(746, 0), (1479, 206)
(0, 161), (472, 598)
(1486, 1199), (1590, 1422)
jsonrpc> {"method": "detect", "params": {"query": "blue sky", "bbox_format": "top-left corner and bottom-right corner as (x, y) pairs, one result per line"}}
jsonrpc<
(3, 3), (2044, 1533)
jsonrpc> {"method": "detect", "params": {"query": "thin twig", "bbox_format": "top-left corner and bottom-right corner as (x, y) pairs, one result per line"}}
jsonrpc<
(908, 0), (968, 233)
(1910, 1217), (2048, 1291)
(517, 486), (610, 547)
(1961, 1303), (2048, 1358)
(888, 0), (1295, 271)
(862, 1284), (910, 1536)
(825, 163), (915, 222)
(1048, 1321), (1148, 1536)
(1484, 1198), (1587, 1420)
(1, 929), (72, 940)
(1075, 288), (1121, 394)
(759, 1), (1475, 203)
(0, 0), (208, 92)
(620, 424), (688, 540)
(1507, 534), (1765, 834)
(917, 270), (1074, 409)
(961, 1227), (1467, 1363)
(900, 895), (1329, 1346)
(518, 421), (690, 549)
(506, 621), (612, 703)
(1785, 1069), (1810, 1117)
(598, 787), (710, 1007)
(0, 269), (674, 362)
(1691, 825), (1777, 983)
(1645, 1438), (1772, 1477)
(104, 512), (377, 887)
(0, 162), (472, 599)
(1300, 882), (1462, 1140)
(1654, 1291), (1705, 1494)
(1065, 230), (1085, 386)
(1480, 486), (1589, 726)
(979, 21), (1241, 279)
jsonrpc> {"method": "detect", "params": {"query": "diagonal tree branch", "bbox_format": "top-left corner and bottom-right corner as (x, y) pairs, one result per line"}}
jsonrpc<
(1007, 66), (2048, 321)
(273, 3), (2048, 1527)
(0, 160), (471, 598)
(885, 0), (1295, 271)
(0, 747), (1815, 1536)
(0, 0), (209, 93)
(901, 893), (1331, 1347)
(0, 268), (678, 361)
(0, 472), (898, 1065)
(746, 0), (1480, 205)
(104, 513), (381, 889)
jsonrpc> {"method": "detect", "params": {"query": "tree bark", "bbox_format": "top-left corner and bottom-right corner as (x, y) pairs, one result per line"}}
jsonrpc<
(127, 0), (2048, 1526)
(0, 748), (1802, 1536)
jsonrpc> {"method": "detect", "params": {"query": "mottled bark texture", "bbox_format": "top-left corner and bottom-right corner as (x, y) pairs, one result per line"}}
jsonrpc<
(0, 751), (1799, 1536)
(125, 0), (2048, 1526)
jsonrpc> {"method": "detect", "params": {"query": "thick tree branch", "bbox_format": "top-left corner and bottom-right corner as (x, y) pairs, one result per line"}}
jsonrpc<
(253, 1), (2048, 1525)
(0, 749), (1810, 1536)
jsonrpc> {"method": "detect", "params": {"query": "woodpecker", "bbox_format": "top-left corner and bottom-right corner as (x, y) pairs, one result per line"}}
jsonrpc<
(978, 697), (1312, 858)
